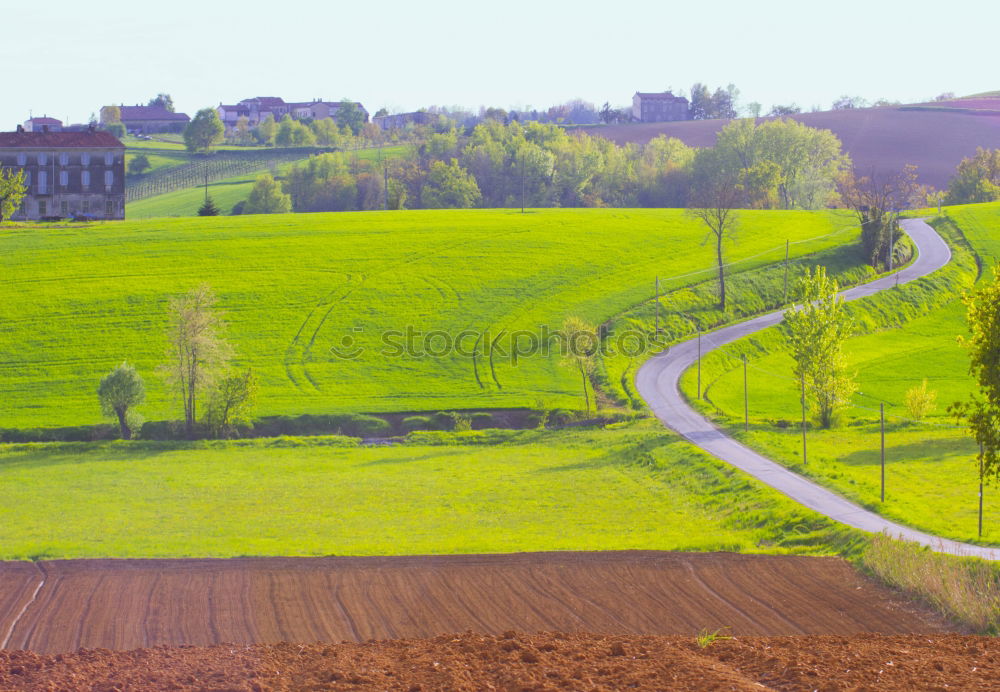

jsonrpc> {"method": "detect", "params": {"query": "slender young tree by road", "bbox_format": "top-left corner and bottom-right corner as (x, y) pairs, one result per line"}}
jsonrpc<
(950, 269), (1000, 485)
(783, 266), (856, 429)
(687, 161), (742, 310)
(98, 362), (145, 440)
(162, 285), (231, 437)
(562, 316), (599, 415)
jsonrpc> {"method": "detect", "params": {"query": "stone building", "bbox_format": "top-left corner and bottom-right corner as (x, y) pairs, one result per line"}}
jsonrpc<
(24, 117), (63, 132)
(117, 106), (190, 134)
(632, 92), (691, 122)
(216, 97), (368, 132)
(0, 126), (126, 220)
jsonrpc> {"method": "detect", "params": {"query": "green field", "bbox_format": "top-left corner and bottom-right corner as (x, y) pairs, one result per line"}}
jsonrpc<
(0, 208), (859, 431)
(0, 424), (857, 559)
(679, 203), (1000, 545)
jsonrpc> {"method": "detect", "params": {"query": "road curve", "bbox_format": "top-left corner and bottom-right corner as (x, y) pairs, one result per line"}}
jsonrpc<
(636, 219), (1000, 560)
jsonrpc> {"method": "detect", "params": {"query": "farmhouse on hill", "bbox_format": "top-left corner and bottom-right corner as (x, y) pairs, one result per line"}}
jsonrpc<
(216, 97), (368, 132)
(116, 105), (191, 134)
(632, 91), (691, 123)
(0, 126), (126, 220)
(23, 117), (63, 132)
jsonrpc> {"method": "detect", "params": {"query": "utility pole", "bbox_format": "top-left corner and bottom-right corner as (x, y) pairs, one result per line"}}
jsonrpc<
(697, 329), (702, 399)
(654, 276), (660, 335)
(520, 151), (526, 214)
(383, 160), (389, 211)
(800, 372), (807, 466)
(204, 165), (209, 204)
(980, 443), (985, 538)
(880, 403), (885, 502)
(783, 239), (790, 303)
(743, 353), (749, 432)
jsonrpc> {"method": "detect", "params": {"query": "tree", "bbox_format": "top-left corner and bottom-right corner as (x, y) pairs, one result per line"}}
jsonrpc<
(950, 270), (1000, 488)
(128, 154), (151, 176)
(783, 266), (856, 428)
(945, 148), (1000, 205)
(106, 123), (126, 139)
(832, 95), (868, 110)
(233, 116), (253, 146)
(422, 159), (482, 208)
(148, 93), (175, 112)
(162, 285), (232, 437)
(98, 362), (145, 440)
(0, 168), (27, 222)
(335, 99), (366, 135)
(198, 196), (220, 216)
(254, 115), (277, 146)
(688, 150), (742, 309)
(276, 115), (317, 147)
(561, 316), (598, 414)
(838, 165), (921, 269)
(183, 108), (225, 153)
(243, 174), (292, 214)
(203, 368), (258, 438)
(768, 103), (801, 116)
(100, 105), (121, 126)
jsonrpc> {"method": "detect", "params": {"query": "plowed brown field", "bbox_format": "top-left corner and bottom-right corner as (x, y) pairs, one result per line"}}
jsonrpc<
(0, 552), (956, 656)
(2, 632), (997, 691)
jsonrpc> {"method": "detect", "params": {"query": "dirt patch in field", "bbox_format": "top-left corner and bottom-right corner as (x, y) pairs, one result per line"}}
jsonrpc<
(1, 632), (997, 690)
(0, 552), (957, 655)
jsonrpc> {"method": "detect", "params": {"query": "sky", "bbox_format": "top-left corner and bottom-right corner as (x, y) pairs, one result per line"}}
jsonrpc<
(3, 0), (998, 128)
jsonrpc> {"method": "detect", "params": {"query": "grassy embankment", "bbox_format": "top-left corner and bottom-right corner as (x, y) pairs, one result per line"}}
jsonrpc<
(677, 203), (1000, 546)
(0, 208), (859, 430)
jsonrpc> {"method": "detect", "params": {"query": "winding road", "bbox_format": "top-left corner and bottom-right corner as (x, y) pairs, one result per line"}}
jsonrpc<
(636, 218), (1000, 560)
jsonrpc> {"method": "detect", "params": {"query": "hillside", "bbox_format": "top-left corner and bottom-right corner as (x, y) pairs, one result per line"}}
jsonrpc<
(582, 104), (1000, 189)
(0, 208), (858, 430)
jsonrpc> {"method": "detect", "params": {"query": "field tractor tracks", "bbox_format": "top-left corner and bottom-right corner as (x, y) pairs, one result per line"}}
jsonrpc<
(0, 562), (46, 651)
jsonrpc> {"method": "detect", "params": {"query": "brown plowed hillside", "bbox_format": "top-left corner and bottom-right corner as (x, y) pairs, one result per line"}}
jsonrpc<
(0, 552), (956, 654)
(581, 107), (1000, 189)
(2, 632), (998, 691)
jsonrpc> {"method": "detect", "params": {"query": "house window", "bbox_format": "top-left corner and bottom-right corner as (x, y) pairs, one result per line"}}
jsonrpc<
(38, 171), (47, 193)
(106, 200), (114, 217)
(81, 171), (90, 188)
(24, 172), (31, 187)
(61, 201), (68, 216)
(38, 153), (47, 165)
(82, 201), (90, 213)
(38, 200), (47, 216)
(16, 153), (26, 166)
(81, 153), (90, 166)
(104, 152), (114, 166)
(59, 152), (69, 166)
(59, 171), (68, 187)
(104, 170), (114, 186)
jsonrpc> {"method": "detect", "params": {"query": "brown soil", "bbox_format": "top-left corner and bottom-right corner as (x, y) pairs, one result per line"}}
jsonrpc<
(2, 631), (998, 691)
(1, 552), (956, 655)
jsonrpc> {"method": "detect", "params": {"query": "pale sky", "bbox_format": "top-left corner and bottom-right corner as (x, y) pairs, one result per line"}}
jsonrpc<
(3, 0), (997, 128)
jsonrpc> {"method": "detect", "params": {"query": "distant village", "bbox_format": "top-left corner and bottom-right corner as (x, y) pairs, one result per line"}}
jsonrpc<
(0, 91), (692, 222)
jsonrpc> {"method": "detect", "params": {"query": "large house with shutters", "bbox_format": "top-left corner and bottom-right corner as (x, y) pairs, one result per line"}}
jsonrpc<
(631, 91), (691, 122)
(0, 126), (126, 220)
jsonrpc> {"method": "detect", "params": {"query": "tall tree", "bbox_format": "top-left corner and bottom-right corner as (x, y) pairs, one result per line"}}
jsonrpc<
(837, 165), (920, 269)
(945, 148), (1000, 205)
(162, 285), (231, 437)
(335, 99), (366, 135)
(422, 159), (482, 208)
(99, 105), (121, 125)
(183, 108), (225, 153)
(950, 270), (1000, 486)
(147, 93), (175, 112)
(688, 150), (743, 309)
(98, 362), (146, 440)
(561, 316), (598, 415)
(783, 266), (856, 428)
(0, 168), (27, 222)
(203, 368), (258, 438)
(254, 115), (277, 146)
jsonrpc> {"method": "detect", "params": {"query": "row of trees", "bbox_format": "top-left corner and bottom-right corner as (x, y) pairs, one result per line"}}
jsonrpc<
(97, 286), (257, 439)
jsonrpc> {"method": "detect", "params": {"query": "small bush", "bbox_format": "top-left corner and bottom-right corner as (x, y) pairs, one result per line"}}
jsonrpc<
(548, 408), (577, 426)
(904, 379), (938, 421)
(525, 409), (550, 429)
(470, 412), (494, 430)
(401, 415), (432, 432)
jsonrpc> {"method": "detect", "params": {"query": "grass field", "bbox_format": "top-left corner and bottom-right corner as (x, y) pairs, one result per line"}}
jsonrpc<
(0, 423), (858, 559)
(679, 203), (1000, 545)
(0, 208), (859, 430)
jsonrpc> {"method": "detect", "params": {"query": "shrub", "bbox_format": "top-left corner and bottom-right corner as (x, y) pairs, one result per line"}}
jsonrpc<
(904, 379), (937, 421)
(401, 415), (433, 432)
(139, 420), (187, 441)
(525, 409), (550, 429)
(548, 408), (577, 426)
(470, 412), (494, 430)
(430, 411), (472, 432)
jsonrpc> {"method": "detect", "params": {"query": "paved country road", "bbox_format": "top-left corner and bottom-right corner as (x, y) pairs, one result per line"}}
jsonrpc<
(636, 218), (1000, 560)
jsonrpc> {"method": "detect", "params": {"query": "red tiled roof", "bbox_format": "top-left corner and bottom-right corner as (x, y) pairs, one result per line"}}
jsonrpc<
(28, 117), (63, 124)
(241, 97), (286, 106)
(119, 106), (190, 121)
(0, 131), (125, 148)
